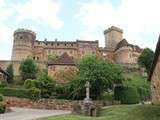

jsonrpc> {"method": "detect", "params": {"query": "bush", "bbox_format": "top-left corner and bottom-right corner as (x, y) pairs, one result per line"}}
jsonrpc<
(0, 81), (8, 88)
(137, 87), (150, 101)
(36, 71), (55, 98)
(0, 102), (5, 114)
(0, 94), (3, 102)
(102, 92), (114, 101)
(114, 85), (140, 104)
(28, 88), (41, 100)
(24, 79), (37, 89)
(0, 88), (30, 98)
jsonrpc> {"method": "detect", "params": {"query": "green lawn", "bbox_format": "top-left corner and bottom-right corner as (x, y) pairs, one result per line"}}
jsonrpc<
(38, 104), (160, 120)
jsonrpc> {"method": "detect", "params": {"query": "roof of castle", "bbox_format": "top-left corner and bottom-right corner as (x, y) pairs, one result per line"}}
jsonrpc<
(48, 52), (75, 66)
(14, 28), (36, 36)
(115, 39), (142, 52)
(148, 35), (160, 81)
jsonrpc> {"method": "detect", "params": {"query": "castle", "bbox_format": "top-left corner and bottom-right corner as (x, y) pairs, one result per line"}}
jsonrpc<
(0, 26), (142, 82)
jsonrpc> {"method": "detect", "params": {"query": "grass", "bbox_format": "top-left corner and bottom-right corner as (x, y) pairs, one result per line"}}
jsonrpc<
(38, 104), (160, 120)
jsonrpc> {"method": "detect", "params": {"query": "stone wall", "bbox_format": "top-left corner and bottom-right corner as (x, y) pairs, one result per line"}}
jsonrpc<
(4, 97), (104, 110)
(151, 55), (160, 104)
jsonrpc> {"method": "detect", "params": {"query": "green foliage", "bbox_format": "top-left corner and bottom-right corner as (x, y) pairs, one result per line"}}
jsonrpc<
(0, 87), (30, 98)
(67, 54), (124, 100)
(36, 71), (55, 98)
(24, 79), (37, 89)
(0, 102), (5, 113)
(114, 86), (140, 104)
(0, 81), (8, 88)
(28, 87), (41, 100)
(138, 48), (154, 74)
(0, 94), (3, 102)
(19, 57), (38, 80)
(123, 72), (150, 101)
(6, 64), (14, 83)
(102, 92), (114, 102)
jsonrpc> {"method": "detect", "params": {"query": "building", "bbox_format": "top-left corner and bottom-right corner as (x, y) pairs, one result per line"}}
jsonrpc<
(0, 67), (8, 80)
(0, 26), (142, 82)
(149, 36), (160, 104)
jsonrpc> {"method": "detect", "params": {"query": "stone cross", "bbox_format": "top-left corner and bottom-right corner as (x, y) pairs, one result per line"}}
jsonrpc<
(85, 81), (91, 100)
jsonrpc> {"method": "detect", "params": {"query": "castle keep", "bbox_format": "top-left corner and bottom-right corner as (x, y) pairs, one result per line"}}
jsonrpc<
(0, 26), (142, 82)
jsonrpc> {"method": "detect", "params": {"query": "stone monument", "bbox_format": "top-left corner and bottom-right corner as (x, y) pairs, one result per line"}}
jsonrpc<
(82, 81), (97, 116)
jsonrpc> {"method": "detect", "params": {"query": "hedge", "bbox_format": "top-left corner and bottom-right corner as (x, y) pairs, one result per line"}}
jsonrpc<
(0, 87), (30, 98)
(114, 85), (140, 104)
(0, 102), (5, 113)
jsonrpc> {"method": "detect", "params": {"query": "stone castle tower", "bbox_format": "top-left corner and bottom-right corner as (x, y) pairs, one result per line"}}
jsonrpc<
(104, 26), (123, 51)
(11, 29), (36, 60)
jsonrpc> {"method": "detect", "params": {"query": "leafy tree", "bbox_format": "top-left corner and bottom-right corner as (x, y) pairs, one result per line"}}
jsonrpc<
(68, 54), (124, 100)
(6, 64), (13, 83)
(138, 48), (154, 74)
(19, 57), (38, 80)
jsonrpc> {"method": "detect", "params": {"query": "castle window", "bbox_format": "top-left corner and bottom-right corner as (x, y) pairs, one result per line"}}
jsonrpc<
(51, 43), (53, 46)
(71, 44), (73, 46)
(20, 36), (23, 39)
(57, 43), (59, 46)
(33, 57), (35, 60)
(65, 43), (66, 46)
(38, 42), (40, 45)
(37, 57), (39, 60)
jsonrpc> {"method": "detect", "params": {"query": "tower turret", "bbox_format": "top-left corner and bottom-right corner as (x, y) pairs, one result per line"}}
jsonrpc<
(11, 29), (36, 60)
(104, 26), (123, 51)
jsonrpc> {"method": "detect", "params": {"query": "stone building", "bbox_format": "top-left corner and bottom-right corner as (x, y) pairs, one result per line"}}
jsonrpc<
(0, 67), (8, 80)
(149, 36), (160, 104)
(0, 26), (142, 82)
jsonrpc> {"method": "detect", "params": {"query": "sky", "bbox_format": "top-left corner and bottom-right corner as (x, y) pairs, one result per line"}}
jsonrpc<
(0, 0), (160, 60)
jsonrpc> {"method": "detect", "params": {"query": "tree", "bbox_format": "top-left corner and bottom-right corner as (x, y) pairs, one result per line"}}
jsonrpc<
(68, 54), (124, 100)
(138, 48), (154, 74)
(6, 64), (13, 83)
(19, 57), (38, 80)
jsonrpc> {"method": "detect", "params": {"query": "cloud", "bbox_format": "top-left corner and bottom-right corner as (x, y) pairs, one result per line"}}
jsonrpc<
(0, 0), (64, 60)
(77, 0), (160, 49)
(14, 0), (63, 30)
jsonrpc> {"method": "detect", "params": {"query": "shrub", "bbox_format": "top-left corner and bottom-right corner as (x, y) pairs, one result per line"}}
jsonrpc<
(24, 79), (37, 89)
(137, 87), (150, 101)
(0, 102), (5, 114)
(102, 92), (114, 102)
(0, 88), (30, 98)
(36, 71), (55, 98)
(28, 88), (41, 100)
(114, 85), (140, 104)
(0, 94), (3, 102)
(0, 81), (8, 88)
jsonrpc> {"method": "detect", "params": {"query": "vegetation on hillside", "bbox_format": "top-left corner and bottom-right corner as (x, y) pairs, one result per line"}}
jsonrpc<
(138, 48), (154, 74)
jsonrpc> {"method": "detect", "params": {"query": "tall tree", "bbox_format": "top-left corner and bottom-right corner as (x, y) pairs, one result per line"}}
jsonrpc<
(68, 54), (124, 100)
(138, 48), (154, 74)
(19, 57), (38, 80)
(6, 64), (13, 83)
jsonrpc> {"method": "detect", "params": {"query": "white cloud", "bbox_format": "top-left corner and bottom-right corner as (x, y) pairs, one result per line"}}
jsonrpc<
(14, 0), (63, 30)
(0, 0), (63, 60)
(77, 0), (160, 49)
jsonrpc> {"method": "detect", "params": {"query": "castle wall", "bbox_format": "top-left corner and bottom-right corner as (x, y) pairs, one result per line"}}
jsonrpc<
(151, 55), (160, 104)
(48, 65), (76, 83)
(114, 46), (134, 64)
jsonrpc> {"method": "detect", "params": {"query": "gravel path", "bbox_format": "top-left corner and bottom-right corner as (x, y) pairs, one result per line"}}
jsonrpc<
(0, 107), (71, 120)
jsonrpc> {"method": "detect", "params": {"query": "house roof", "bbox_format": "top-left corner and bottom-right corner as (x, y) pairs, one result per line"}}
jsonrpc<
(48, 52), (75, 66)
(115, 39), (142, 52)
(0, 67), (8, 75)
(148, 36), (160, 81)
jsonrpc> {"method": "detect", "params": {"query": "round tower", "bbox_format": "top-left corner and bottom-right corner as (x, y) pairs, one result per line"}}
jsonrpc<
(11, 29), (36, 61)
